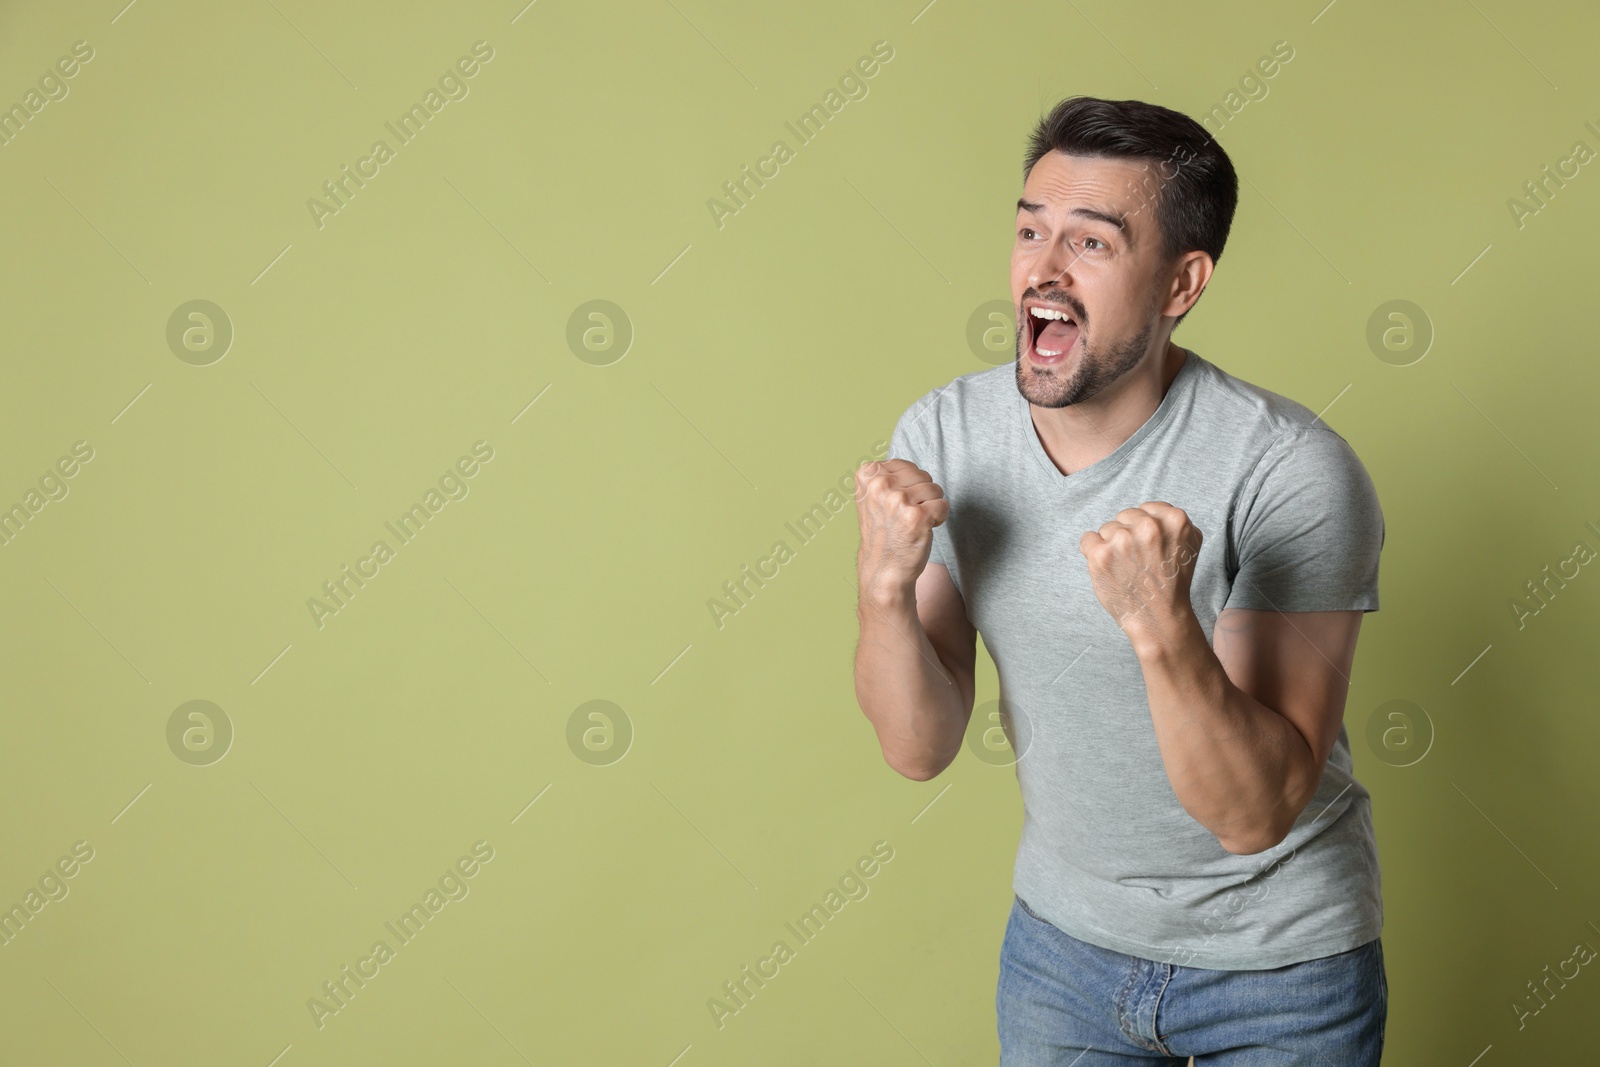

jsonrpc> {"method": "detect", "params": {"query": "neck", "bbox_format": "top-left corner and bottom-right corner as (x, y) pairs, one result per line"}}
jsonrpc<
(1029, 340), (1187, 477)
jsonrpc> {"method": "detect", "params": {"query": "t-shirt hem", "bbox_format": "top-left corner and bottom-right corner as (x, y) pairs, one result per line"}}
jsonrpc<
(1220, 595), (1380, 613)
(1017, 894), (1382, 971)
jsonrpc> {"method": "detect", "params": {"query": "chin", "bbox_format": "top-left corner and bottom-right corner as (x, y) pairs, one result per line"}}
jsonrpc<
(1016, 364), (1086, 409)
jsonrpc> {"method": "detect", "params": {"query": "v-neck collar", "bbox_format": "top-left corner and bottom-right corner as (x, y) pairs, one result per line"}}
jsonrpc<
(1019, 348), (1201, 492)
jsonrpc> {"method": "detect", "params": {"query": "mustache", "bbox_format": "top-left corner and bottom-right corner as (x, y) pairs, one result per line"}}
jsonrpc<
(1021, 290), (1086, 323)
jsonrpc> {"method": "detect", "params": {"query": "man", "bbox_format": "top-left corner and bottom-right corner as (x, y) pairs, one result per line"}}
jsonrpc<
(851, 96), (1387, 1065)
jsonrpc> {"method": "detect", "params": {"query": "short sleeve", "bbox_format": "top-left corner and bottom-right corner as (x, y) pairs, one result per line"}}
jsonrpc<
(888, 403), (955, 574)
(1222, 428), (1384, 613)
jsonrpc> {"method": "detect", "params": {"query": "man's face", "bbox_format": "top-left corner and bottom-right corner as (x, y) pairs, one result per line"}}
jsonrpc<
(1011, 150), (1174, 408)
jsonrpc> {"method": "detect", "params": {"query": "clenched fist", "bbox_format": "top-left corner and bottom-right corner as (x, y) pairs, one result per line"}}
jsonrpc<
(854, 458), (950, 602)
(1079, 501), (1203, 640)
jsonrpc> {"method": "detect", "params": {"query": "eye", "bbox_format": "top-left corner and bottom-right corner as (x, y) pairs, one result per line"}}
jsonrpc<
(1082, 236), (1105, 251)
(1019, 226), (1039, 240)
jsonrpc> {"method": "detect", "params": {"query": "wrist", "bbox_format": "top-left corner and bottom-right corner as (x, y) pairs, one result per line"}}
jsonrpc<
(858, 572), (917, 612)
(1123, 606), (1203, 662)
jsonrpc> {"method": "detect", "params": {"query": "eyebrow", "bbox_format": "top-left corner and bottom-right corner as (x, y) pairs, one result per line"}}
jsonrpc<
(1016, 198), (1130, 237)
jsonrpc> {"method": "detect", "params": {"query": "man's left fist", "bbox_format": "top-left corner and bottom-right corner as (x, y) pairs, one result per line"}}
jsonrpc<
(1078, 502), (1203, 635)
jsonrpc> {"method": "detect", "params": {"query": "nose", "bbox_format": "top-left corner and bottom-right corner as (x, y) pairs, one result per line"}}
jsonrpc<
(1029, 234), (1079, 291)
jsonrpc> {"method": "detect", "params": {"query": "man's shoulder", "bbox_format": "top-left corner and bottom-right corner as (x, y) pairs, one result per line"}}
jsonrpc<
(895, 363), (1015, 442)
(1188, 355), (1380, 511)
(1186, 353), (1332, 443)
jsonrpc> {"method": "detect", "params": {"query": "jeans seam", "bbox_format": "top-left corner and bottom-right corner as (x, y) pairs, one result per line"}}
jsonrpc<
(1149, 964), (1178, 1056)
(1114, 956), (1139, 1040)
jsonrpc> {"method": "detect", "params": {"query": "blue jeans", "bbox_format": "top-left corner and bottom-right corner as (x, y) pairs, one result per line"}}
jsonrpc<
(997, 894), (1386, 1065)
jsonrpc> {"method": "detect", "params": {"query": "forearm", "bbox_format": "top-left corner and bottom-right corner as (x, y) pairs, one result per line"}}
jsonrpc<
(853, 585), (965, 781)
(1130, 614), (1316, 854)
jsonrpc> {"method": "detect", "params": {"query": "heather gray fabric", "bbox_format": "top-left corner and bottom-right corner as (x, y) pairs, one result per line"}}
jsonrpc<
(887, 348), (1385, 970)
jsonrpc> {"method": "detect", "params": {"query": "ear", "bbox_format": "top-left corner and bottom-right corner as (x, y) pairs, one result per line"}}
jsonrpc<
(1162, 251), (1214, 318)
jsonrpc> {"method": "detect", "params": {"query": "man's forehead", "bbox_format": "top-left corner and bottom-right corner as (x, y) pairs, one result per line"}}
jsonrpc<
(1020, 152), (1153, 212)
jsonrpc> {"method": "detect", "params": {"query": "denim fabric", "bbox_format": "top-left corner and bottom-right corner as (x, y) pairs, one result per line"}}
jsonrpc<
(997, 894), (1386, 1065)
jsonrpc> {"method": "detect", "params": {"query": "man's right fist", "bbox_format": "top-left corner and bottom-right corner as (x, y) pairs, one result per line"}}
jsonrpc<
(853, 458), (950, 600)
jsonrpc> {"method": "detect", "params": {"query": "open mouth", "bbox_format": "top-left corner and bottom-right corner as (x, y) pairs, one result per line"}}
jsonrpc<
(1024, 301), (1080, 363)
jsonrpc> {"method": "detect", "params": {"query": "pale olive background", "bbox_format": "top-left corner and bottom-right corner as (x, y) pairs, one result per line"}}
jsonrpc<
(2, 0), (1598, 1064)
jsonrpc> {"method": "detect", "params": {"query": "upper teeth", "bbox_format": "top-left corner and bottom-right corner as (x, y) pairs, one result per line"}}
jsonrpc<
(1030, 306), (1073, 322)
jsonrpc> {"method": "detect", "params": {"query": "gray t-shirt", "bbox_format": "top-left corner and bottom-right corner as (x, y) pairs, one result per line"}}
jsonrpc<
(888, 348), (1384, 970)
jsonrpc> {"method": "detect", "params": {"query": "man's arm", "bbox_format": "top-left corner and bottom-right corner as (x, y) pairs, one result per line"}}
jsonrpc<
(853, 460), (978, 781)
(1131, 604), (1361, 855)
(1079, 502), (1364, 855)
